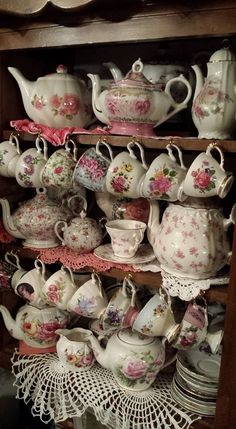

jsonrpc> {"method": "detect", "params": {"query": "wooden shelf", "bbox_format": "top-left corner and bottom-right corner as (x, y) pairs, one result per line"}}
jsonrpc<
(190, 418), (215, 429)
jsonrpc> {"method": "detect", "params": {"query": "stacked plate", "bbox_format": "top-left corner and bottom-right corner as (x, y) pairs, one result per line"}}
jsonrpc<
(170, 342), (221, 416)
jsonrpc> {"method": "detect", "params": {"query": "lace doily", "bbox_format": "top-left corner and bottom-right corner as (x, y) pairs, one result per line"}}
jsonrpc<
(11, 351), (200, 429)
(161, 270), (229, 301)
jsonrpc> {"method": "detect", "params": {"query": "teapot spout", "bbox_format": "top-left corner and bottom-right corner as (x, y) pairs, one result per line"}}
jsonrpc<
(103, 62), (124, 82)
(8, 67), (35, 119)
(147, 200), (160, 250)
(88, 332), (110, 370)
(87, 73), (110, 125)
(0, 305), (24, 340)
(191, 64), (204, 101)
(0, 198), (25, 239)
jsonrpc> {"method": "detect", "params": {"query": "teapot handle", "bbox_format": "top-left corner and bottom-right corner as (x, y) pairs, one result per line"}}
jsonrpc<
(54, 220), (68, 245)
(67, 194), (87, 217)
(154, 74), (192, 127)
(65, 139), (78, 162)
(166, 142), (186, 170)
(9, 133), (21, 155)
(127, 140), (148, 170)
(35, 136), (48, 161)
(96, 138), (114, 161)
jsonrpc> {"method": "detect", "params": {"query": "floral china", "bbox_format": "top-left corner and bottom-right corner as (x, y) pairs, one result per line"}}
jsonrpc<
(41, 139), (77, 189)
(0, 303), (69, 348)
(15, 259), (48, 308)
(94, 243), (155, 264)
(15, 136), (48, 188)
(73, 139), (113, 192)
(0, 188), (74, 248)
(147, 198), (235, 279)
(140, 143), (187, 201)
(88, 328), (176, 391)
(56, 328), (95, 371)
(132, 288), (179, 341)
(172, 300), (208, 350)
(102, 276), (137, 330)
(67, 272), (108, 319)
(192, 46), (236, 139)
(105, 219), (147, 258)
(8, 64), (93, 128)
(42, 266), (76, 310)
(180, 143), (234, 199)
(0, 134), (21, 177)
(88, 58), (192, 137)
(105, 140), (148, 198)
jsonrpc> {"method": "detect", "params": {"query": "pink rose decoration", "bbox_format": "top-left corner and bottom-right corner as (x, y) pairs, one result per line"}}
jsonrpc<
(121, 358), (148, 379)
(123, 198), (150, 222)
(50, 94), (61, 109)
(81, 353), (94, 367)
(47, 290), (60, 304)
(193, 171), (211, 189)
(112, 176), (126, 193)
(62, 94), (80, 115)
(36, 321), (65, 341)
(150, 176), (172, 194)
(54, 166), (64, 174)
(134, 99), (150, 114)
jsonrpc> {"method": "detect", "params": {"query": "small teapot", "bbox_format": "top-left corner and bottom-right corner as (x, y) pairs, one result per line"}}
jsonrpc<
(88, 328), (175, 391)
(0, 304), (69, 348)
(0, 188), (74, 248)
(88, 58), (192, 137)
(8, 64), (93, 128)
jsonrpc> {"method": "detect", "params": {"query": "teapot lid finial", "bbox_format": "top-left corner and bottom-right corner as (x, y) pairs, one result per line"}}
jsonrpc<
(209, 40), (236, 62)
(56, 64), (68, 74)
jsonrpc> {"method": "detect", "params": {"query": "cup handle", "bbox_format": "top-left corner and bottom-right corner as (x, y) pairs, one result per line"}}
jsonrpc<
(125, 276), (137, 307)
(34, 258), (46, 282)
(65, 139), (78, 162)
(9, 133), (21, 155)
(54, 220), (68, 245)
(161, 337), (177, 368)
(4, 251), (22, 269)
(166, 142), (186, 170)
(35, 135), (48, 161)
(159, 285), (172, 307)
(206, 143), (225, 169)
(92, 272), (104, 298)
(96, 139), (114, 161)
(127, 140), (148, 170)
(62, 266), (76, 288)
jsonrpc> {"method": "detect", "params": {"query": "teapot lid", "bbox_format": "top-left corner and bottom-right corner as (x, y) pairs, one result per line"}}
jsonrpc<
(209, 47), (236, 62)
(117, 328), (156, 345)
(112, 59), (158, 89)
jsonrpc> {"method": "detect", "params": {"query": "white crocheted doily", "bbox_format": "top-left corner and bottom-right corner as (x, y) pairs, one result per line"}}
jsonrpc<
(161, 271), (229, 301)
(11, 351), (200, 429)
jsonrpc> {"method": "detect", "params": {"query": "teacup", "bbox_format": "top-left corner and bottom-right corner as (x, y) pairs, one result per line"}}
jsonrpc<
(102, 276), (137, 330)
(180, 143), (234, 199)
(105, 219), (147, 258)
(0, 134), (21, 177)
(15, 136), (48, 188)
(15, 259), (48, 308)
(67, 272), (108, 318)
(106, 140), (148, 198)
(73, 139), (113, 192)
(56, 328), (94, 371)
(4, 251), (26, 289)
(41, 139), (77, 189)
(132, 288), (179, 341)
(139, 143), (187, 201)
(172, 300), (208, 349)
(205, 328), (224, 354)
(42, 266), (76, 310)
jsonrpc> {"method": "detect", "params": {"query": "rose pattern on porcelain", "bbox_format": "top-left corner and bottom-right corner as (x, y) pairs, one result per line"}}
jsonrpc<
(0, 134), (22, 177)
(147, 163), (179, 199)
(64, 348), (94, 369)
(17, 153), (43, 187)
(56, 328), (95, 371)
(191, 163), (216, 194)
(42, 266), (76, 310)
(148, 200), (234, 279)
(109, 161), (134, 194)
(32, 92), (81, 120)
(20, 311), (67, 346)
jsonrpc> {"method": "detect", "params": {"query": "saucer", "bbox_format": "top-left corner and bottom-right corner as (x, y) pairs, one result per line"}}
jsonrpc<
(94, 244), (156, 265)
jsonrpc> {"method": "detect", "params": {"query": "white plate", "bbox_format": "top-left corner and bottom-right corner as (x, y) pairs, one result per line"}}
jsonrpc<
(176, 364), (218, 394)
(170, 383), (216, 417)
(94, 243), (156, 265)
(177, 343), (221, 381)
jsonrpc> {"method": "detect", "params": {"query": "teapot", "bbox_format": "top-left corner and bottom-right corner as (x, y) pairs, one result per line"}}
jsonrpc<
(88, 328), (175, 391)
(191, 46), (236, 139)
(147, 198), (236, 279)
(0, 188), (74, 248)
(8, 64), (93, 128)
(0, 304), (69, 348)
(88, 58), (192, 137)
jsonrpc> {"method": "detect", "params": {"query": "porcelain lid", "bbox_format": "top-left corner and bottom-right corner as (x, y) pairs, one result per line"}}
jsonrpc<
(117, 328), (155, 345)
(209, 47), (236, 62)
(112, 58), (158, 89)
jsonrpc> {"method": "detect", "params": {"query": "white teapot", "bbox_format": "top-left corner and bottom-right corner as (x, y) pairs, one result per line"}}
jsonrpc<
(8, 64), (93, 128)
(88, 328), (175, 391)
(88, 58), (192, 137)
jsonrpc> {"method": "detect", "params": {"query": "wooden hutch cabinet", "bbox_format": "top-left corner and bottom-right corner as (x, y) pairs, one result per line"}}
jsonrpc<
(0, 1), (236, 429)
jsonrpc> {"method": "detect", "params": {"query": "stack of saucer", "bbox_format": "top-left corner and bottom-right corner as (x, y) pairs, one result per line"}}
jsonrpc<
(171, 342), (221, 416)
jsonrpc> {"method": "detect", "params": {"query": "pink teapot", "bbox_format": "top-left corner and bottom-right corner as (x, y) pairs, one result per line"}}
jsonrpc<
(8, 64), (93, 128)
(88, 58), (192, 137)
(147, 198), (236, 279)
(0, 188), (74, 248)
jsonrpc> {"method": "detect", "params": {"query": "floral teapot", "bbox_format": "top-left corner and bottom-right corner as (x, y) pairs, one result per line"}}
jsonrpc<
(8, 64), (93, 128)
(88, 58), (192, 137)
(0, 188), (74, 248)
(0, 304), (69, 348)
(88, 328), (175, 391)
(192, 46), (236, 139)
(147, 198), (236, 279)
